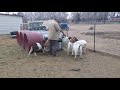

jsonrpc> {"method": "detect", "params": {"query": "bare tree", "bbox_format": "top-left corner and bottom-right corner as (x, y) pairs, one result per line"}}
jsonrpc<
(71, 12), (110, 24)
(18, 12), (120, 24)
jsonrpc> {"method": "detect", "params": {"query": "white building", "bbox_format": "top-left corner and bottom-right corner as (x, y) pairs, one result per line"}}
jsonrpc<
(0, 14), (23, 34)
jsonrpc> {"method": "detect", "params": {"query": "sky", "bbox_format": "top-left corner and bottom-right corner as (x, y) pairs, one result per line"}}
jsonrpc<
(0, 12), (18, 14)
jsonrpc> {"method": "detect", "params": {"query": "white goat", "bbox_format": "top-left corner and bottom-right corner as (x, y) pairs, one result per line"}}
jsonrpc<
(72, 42), (83, 59)
(67, 41), (74, 55)
(75, 40), (87, 54)
(72, 40), (87, 59)
(67, 37), (76, 55)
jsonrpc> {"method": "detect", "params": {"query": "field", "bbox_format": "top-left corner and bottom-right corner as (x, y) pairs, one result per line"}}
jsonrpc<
(0, 24), (120, 78)
(68, 24), (120, 56)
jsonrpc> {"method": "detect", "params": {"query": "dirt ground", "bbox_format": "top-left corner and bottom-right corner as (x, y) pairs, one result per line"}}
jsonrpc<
(0, 32), (120, 78)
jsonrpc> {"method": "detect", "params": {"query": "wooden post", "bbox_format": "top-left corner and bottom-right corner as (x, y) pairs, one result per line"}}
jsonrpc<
(94, 23), (96, 52)
(94, 12), (97, 52)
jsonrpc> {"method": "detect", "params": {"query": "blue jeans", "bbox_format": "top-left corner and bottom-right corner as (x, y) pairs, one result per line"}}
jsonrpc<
(49, 40), (58, 56)
(58, 38), (63, 50)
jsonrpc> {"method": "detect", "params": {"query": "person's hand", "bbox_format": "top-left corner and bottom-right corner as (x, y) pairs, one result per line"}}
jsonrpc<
(44, 39), (49, 47)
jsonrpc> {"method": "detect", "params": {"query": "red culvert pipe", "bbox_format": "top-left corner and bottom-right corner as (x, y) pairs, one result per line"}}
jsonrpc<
(24, 31), (44, 52)
(19, 31), (30, 49)
(16, 31), (20, 45)
(19, 31), (26, 49)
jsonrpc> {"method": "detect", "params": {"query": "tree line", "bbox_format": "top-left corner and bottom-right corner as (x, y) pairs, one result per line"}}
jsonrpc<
(16, 12), (120, 24)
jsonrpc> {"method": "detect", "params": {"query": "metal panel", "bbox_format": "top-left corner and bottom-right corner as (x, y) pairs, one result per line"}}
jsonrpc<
(0, 15), (23, 34)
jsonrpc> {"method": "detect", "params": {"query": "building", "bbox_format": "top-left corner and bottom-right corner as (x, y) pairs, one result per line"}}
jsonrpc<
(0, 14), (23, 34)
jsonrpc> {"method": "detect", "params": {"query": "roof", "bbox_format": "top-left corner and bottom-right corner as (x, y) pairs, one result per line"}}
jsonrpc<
(0, 13), (23, 17)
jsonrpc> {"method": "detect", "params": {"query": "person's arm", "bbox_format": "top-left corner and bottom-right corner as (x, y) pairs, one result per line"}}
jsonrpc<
(54, 23), (62, 32)
(54, 23), (65, 38)
(44, 39), (50, 47)
(62, 31), (66, 36)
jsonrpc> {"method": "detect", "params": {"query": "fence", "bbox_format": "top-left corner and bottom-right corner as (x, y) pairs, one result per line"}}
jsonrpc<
(68, 23), (120, 57)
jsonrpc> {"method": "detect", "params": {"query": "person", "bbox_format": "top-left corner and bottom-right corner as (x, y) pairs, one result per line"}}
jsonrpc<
(45, 19), (63, 56)
(58, 30), (66, 50)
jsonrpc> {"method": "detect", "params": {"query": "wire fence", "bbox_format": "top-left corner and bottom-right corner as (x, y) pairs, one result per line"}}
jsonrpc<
(68, 23), (120, 57)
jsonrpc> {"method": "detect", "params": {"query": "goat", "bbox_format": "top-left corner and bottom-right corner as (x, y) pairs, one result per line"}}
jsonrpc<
(75, 40), (87, 54)
(28, 42), (43, 56)
(71, 39), (87, 59)
(89, 26), (94, 30)
(72, 42), (83, 59)
(62, 36), (72, 48)
(67, 37), (78, 55)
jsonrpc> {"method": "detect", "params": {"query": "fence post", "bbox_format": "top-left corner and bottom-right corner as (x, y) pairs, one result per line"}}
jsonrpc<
(94, 23), (96, 52)
(93, 12), (97, 52)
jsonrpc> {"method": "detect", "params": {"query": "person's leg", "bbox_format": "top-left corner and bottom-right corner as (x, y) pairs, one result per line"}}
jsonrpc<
(61, 40), (64, 50)
(59, 42), (62, 50)
(49, 40), (53, 55)
(57, 41), (59, 51)
(52, 40), (58, 56)
(58, 39), (62, 50)
(60, 40), (63, 50)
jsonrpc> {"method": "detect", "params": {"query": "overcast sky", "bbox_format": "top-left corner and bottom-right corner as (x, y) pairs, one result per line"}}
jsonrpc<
(0, 12), (18, 14)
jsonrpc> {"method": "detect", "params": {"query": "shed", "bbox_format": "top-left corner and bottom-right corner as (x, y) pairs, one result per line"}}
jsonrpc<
(0, 14), (23, 34)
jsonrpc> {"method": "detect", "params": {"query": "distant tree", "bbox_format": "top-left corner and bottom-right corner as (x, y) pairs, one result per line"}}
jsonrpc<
(17, 12), (28, 23)
(103, 12), (108, 24)
(17, 12), (24, 16)
(16, 12), (69, 23)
